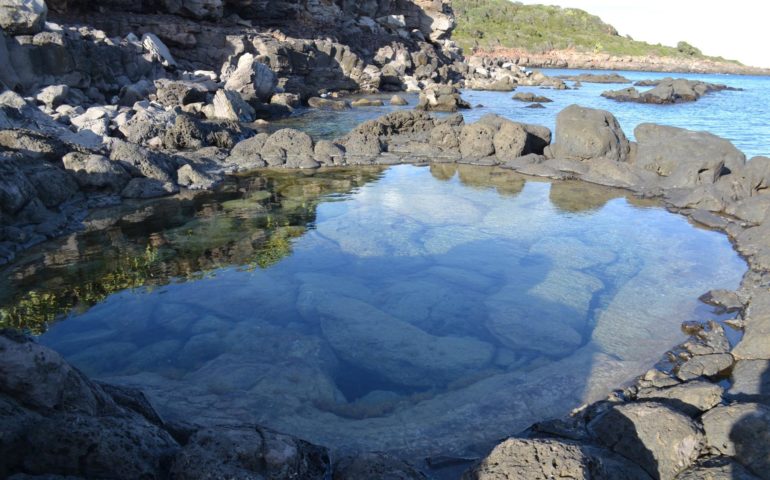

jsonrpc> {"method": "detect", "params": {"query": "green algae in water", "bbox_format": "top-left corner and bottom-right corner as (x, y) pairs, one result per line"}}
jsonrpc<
(1, 164), (745, 462)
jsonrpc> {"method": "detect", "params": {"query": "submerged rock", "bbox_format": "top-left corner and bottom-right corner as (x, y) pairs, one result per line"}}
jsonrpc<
(306, 294), (495, 388)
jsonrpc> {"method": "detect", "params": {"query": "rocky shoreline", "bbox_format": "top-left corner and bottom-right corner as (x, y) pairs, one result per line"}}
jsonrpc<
(470, 48), (770, 76)
(1, 0), (769, 479)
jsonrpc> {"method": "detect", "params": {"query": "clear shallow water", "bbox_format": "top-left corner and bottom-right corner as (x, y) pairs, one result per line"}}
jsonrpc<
(1, 165), (745, 464)
(273, 69), (770, 158)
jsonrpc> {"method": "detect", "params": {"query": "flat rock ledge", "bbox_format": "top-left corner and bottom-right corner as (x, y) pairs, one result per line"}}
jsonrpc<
(3, 103), (770, 479)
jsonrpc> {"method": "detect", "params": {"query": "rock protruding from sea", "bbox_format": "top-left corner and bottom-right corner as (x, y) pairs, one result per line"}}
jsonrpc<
(602, 77), (740, 104)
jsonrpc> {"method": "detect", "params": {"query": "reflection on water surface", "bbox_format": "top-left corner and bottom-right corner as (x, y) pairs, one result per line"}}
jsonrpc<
(0, 164), (745, 464)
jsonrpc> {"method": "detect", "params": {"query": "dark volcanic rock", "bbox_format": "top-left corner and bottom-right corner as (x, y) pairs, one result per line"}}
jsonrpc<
(588, 402), (703, 480)
(463, 438), (652, 480)
(512, 92), (553, 103)
(549, 105), (630, 162)
(559, 73), (632, 84)
(0, 329), (331, 479)
(603, 78), (740, 104)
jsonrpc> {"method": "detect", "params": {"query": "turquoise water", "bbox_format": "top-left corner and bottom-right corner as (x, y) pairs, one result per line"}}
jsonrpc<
(273, 69), (770, 158)
(6, 164), (744, 464)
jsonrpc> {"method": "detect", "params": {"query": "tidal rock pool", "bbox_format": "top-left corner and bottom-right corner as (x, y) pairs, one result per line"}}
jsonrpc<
(0, 164), (745, 463)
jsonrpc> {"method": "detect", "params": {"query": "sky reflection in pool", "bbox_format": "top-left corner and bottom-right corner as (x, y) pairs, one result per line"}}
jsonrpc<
(12, 164), (745, 462)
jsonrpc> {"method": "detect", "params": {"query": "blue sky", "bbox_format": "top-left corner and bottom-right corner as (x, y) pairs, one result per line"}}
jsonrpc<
(514, 0), (770, 68)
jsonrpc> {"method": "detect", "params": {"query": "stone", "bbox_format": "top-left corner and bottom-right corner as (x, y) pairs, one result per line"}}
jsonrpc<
(390, 95), (408, 106)
(602, 78), (739, 104)
(729, 360), (770, 405)
(223, 53), (277, 103)
(512, 92), (553, 103)
(459, 123), (495, 159)
(155, 80), (208, 107)
(733, 290), (770, 360)
(675, 458), (760, 480)
(351, 98), (385, 107)
(589, 402), (703, 480)
(416, 86), (470, 112)
(169, 425), (329, 480)
(121, 177), (178, 199)
(0, 331), (112, 414)
(307, 294), (494, 387)
(70, 107), (111, 137)
(160, 0), (223, 19)
(550, 105), (630, 162)
(0, 129), (67, 160)
(108, 139), (175, 184)
(341, 131), (382, 160)
(226, 132), (268, 170)
(176, 164), (217, 190)
(334, 452), (426, 480)
(676, 353), (734, 381)
(142, 32), (177, 68)
(702, 403), (770, 479)
(23, 161), (78, 207)
(636, 380), (724, 416)
(18, 413), (178, 478)
(212, 89), (255, 123)
(35, 85), (69, 108)
(270, 93), (301, 109)
(0, 154), (36, 215)
(62, 152), (130, 191)
(634, 124), (745, 188)
(0, 0), (47, 35)
(260, 129), (314, 167)
(307, 97), (350, 110)
(314, 140), (345, 166)
(464, 438), (652, 480)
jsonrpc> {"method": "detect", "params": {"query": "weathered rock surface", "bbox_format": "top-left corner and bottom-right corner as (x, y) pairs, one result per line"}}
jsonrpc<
(634, 123), (745, 188)
(588, 402), (703, 479)
(549, 105), (630, 162)
(0, 0), (47, 35)
(512, 92), (553, 103)
(602, 78), (740, 104)
(702, 403), (770, 479)
(464, 438), (652, 480)
(0, 329), (331, 479)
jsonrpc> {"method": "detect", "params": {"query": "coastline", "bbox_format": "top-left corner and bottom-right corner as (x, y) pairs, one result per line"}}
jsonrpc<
(471, 48), (770, 76)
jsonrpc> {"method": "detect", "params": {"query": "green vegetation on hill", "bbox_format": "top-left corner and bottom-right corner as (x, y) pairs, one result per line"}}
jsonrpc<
(451, 0), (737, 63)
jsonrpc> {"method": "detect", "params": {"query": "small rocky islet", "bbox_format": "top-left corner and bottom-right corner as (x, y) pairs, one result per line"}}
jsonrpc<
(1, 1), (769, 479)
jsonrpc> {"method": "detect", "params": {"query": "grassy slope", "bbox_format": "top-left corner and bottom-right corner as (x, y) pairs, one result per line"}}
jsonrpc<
(452, 0), (738, 63)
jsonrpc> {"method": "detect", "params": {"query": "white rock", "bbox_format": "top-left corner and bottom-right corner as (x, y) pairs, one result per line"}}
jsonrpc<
(142, 32), (177, 68)
(0, 0), (47, 35)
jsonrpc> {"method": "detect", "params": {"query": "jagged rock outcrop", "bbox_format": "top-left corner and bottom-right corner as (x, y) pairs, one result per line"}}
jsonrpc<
(602, 78), (741, 104)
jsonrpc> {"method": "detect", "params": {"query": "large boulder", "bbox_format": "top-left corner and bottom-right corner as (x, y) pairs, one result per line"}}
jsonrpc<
(62, 152), (131, 191)
(0, 153), (38, 215)
(0, 0), (47, 35)
(588, 402), (703, 480)
(602, 78), (739, 104)
(260, 128), (315, 167)
(212, 89), (256, 122)
(464, 438), (652, 480)
(223, 53), (277, 103)
(633, 124), (745, 189)
(702, 403), (770, 479)
(550, 105), (630, 162)
(169, 425), (329, 479)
